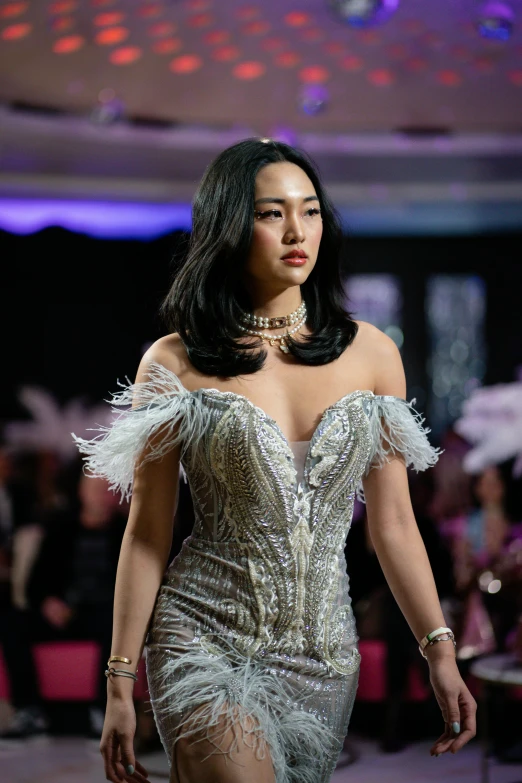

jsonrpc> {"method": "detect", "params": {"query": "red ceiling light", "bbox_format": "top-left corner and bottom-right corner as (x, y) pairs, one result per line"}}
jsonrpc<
(233, 60), (265, 80)
(52, 34), (84, 53)
(299, 65), (329, 84)
(367, 68), (394, 86)
(261, 36), (285, 52)
(473, 55), (495, 73)
(212, 45), (240, 61)
(450, 45), (471, 63)
(0, 2), (28, 19)
(275, 51), (300, 67)
(508, 70), (522, 86)
(95, 27), (129, 45)
(110, 45), (142, 65)
(50, 15), (75, 31)
(137, 3), (162, 18)
(170, 54), (203, 73)
(234, 6), (260, 21)
(184, 0), (212, 10)
(387, 43), (408, 59)
(323, 41), (344, 56)
(284, 11), (311, 27)
(152, 37), (182, 54)
(358, 30), (381, 45)
(203, 29), (229, 45)
(299, 28), (325, 43)
(91, 0), (116, 6)
(94, 12), (125, 26)
(187, 13), (214, 28)
(436, 69), (462, 87)
(340, 54), (363, 71)
(48, 1), (78, 13)
(242, 20), (270, 35)
(148, 21), (175, 37)
(404, 56), (427, 72)
(1, 21), (31, 39)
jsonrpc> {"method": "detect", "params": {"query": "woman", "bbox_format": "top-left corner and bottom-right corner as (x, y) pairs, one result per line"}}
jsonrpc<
(74, 138), (477, 783)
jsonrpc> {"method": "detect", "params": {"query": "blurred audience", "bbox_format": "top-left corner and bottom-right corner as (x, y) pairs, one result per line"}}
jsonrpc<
(0, 463), (125, 739)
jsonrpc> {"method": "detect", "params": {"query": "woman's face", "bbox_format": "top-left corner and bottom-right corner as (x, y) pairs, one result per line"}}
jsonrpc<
(475, 466), (505, 505)
(243, 161), (323, 294)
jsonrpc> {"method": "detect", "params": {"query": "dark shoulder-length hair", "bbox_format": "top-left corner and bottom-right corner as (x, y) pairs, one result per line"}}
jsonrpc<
(161, 137), (358, 377)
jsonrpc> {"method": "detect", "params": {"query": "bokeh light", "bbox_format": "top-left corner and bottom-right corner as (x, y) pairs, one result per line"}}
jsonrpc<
(340, 54), (363, 71)
(274, 51), (301, 68)
(437, 69), (462, 86)
(261, 37), (285, 52)
(367, 68), (395, 86)
(233, 60), (265, 80)
(148, 22), (176, 37)
(152, 38), (182, 55)
(212, 45), (240, 61)
(94, 12), (125, 26)
(91, 0), (116, 6)
(187, 13), (214, 28)
(52, 34), (84, 53)
(50, 16), (75, 32)
(137, 3), (162, 19)
(234, 5), (260, 21)
(242, 20), (270, 35)
(330, 0), (399, 29)
(299, 84), (329, 115)
(299, 65), (330, 84)
(2, 22), (31, 39)
(48, 0), (78, 13)
(109, 46), (142, 65)
(203, 30), (229, 45)
(508, 69), (522, 86)
(95, 27), (129, 46)
(299, 28), (325, 43)
(284, 11), (311, 27)
(323, 41), (345, 56)
(169, 54), (203, 73)
(184, 0), (212, 10)
(0, 2), (28, 19)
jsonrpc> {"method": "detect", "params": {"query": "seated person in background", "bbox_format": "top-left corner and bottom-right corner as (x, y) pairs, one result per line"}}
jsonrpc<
(0, 470), (125, 739)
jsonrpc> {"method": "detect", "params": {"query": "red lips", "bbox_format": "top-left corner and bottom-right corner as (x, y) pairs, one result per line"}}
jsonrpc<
(281, 249), (307, 259)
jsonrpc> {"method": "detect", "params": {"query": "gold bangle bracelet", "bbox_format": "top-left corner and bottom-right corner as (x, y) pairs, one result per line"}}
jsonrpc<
(108, 655), (132, 665)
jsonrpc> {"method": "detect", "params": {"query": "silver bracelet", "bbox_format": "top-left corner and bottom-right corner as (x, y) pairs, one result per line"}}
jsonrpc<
(105, 667), (138, 681)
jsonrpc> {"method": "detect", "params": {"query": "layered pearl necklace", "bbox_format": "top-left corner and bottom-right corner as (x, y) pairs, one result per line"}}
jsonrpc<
(238, 301), (307, 353)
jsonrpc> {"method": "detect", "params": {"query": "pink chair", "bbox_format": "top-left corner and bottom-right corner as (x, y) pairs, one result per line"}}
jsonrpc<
(33, 641), (100, 701)
(0, 647), (11, 701)
(356, 640), (430, 702)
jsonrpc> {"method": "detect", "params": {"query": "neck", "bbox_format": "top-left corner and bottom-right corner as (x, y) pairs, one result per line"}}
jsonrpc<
(247, 290), (303, 318)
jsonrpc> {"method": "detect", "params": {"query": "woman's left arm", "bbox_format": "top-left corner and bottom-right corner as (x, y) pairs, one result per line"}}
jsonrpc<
(362, 329), (477, 757)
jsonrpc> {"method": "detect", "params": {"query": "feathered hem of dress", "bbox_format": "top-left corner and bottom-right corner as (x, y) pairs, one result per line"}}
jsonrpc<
(145, 632), (344, 783)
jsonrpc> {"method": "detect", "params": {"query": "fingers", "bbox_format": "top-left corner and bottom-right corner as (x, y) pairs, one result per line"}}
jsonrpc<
(101, 734), (149, 782)
(430, 688), (477, 756)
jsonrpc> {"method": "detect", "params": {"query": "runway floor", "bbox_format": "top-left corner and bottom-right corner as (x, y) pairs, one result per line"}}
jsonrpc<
(1, 733), (521, 783)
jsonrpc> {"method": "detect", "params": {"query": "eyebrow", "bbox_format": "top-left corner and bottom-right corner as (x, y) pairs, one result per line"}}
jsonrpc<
(254, 196), (319, 206)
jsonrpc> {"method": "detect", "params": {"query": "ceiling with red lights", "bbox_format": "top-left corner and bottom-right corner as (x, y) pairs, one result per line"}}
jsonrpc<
(1, 0), (522, 132)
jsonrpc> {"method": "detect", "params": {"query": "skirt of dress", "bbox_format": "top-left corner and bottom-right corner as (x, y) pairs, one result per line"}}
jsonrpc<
(145, 562), (360, 783)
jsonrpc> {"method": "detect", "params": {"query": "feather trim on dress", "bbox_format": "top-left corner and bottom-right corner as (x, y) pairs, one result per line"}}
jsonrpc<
(72, 362), (208, 502)
(356, 395), (443, 503)
(146, 633), (342, 783)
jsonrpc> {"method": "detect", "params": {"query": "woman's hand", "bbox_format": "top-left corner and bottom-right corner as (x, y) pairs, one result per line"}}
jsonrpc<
(427, 648), (477, 756)
(100, 690), (149, 783)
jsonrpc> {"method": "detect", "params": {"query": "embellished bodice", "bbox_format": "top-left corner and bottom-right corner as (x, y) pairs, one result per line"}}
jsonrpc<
(73, 362), (442, 675)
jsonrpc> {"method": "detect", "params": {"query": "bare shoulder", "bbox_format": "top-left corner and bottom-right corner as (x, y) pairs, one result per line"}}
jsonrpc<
(352, 320), (406, 398)
(135, 333), (187, 383)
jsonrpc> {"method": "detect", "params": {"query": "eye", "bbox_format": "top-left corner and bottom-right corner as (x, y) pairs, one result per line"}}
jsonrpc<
(254, 209), (283, 220)
(305, 207), (321, 218)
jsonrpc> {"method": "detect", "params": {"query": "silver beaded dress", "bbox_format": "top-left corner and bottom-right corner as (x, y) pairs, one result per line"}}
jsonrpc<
(74, 362), (441, 783)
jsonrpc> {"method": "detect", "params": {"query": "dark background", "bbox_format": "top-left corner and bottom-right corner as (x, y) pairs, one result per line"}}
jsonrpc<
(3, 227), (521, 437)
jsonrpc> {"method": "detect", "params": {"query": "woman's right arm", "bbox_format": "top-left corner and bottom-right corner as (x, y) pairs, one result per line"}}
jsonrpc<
(101, 351), (182, 783)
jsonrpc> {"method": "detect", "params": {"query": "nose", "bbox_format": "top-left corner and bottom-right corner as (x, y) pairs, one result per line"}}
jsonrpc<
(283, 213), (305, 245)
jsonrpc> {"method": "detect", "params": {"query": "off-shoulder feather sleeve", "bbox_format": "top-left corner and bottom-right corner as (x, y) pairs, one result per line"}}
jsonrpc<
(356, 394), (443, 504)
(72, 362), (208, 502)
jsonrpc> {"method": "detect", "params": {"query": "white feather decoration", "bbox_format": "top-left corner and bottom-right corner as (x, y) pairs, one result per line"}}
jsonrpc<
(357, 395), (443, 503)
(453, 381), (522, 477)
(72, 362), (209, 502)
(146, 633), (344, 783)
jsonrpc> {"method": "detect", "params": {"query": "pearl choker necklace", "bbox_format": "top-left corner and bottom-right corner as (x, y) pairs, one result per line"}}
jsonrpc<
(237, 301), (307, 353)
